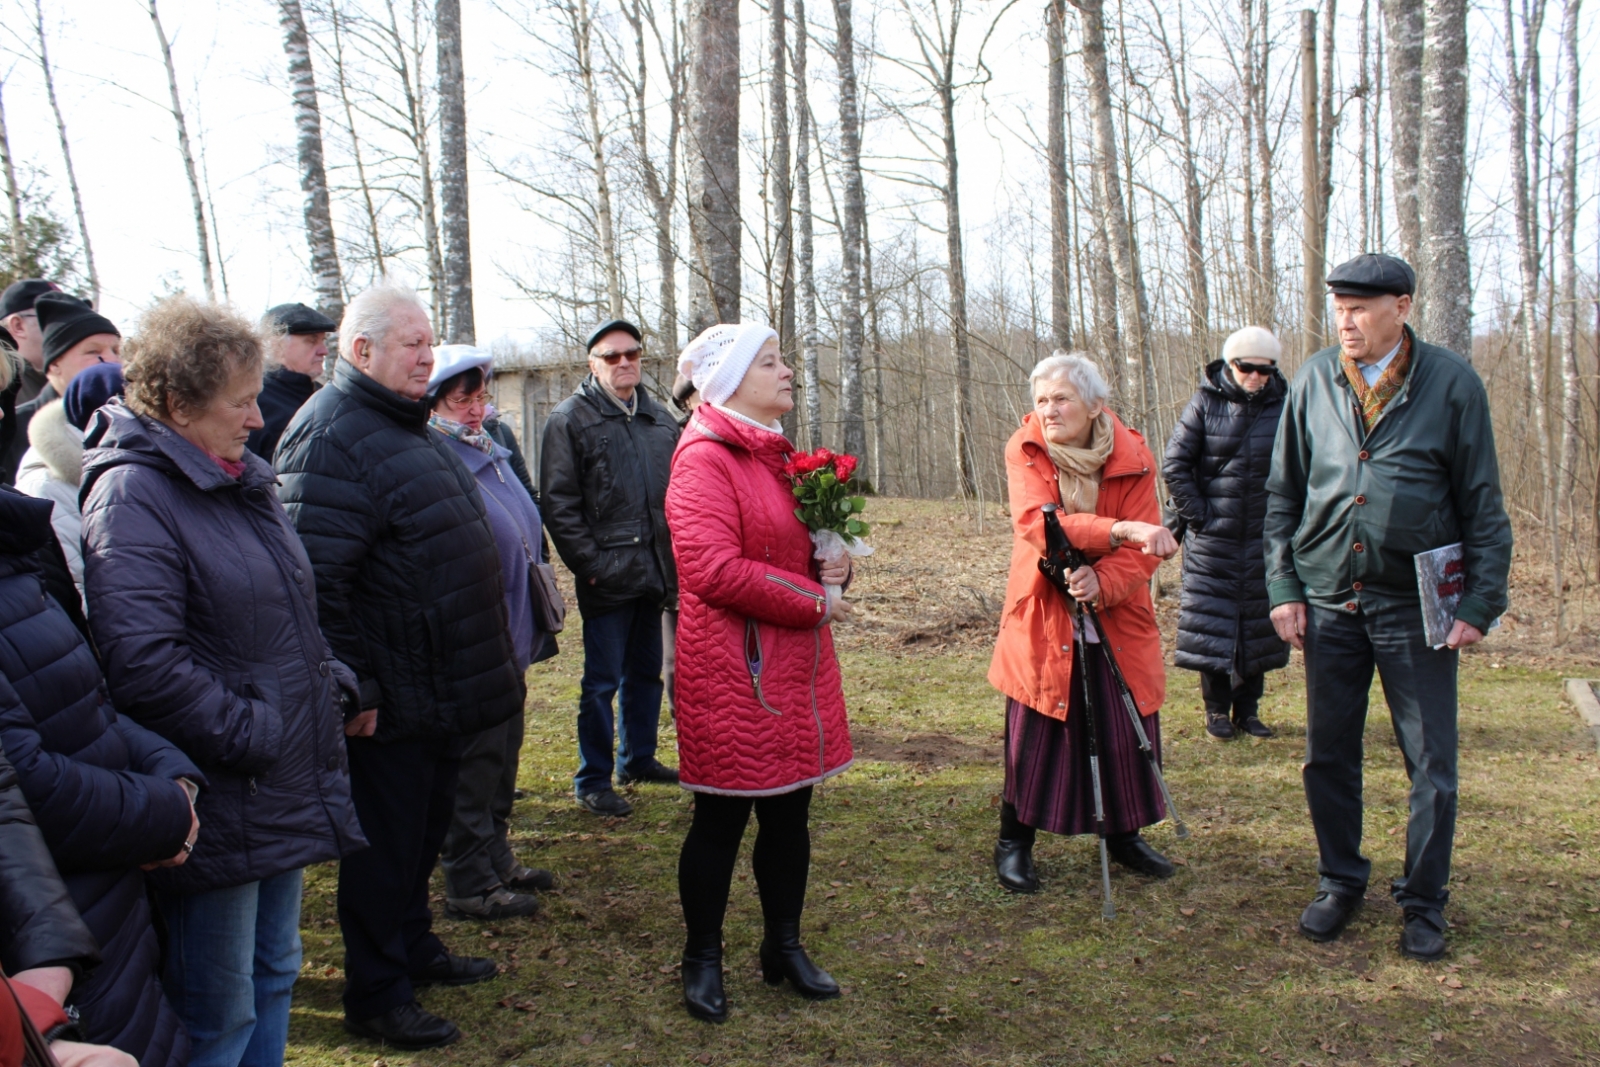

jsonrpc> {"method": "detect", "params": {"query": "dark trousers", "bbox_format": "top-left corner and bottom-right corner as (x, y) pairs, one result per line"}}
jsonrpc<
(338, 736), (462, 1020)
(440, 711), (524, 899)
(678, 788), (813, 939)
(575, 599), (664, 795)
(1303, 604), (1459, 924)
(1199, 671), (1266, 718)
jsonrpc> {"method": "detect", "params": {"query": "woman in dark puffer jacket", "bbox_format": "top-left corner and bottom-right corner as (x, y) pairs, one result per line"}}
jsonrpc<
(81, 298), (367, 1067)
(1163, 326), (1290, 741)
(0, 486), (199, 1067)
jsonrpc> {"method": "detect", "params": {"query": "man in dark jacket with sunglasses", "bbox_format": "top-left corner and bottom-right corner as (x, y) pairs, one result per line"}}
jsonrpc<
(540, 320), (680, 818)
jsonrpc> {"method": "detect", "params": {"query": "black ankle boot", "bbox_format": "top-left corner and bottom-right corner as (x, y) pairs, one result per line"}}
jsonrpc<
(759, 921), (840, 1000)
(681, 933), (727, 1022)
(1106, 831), (1175, 879)
(993, 838), (1039, 893)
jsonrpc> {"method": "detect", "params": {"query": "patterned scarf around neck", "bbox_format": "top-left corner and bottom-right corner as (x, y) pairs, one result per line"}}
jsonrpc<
(429, 412), (497, 456)
(1341, 331), (1413, 433)
(1044, 410), (1115, 515)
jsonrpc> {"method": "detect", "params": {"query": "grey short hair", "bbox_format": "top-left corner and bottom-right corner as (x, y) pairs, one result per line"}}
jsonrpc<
(339, 283), (429, 361)
(1029, 350), (1110, 406)
(258, 313), (290, 370)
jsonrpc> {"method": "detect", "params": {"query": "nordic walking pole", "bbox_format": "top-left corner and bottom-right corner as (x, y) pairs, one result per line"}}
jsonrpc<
(1037, 504), (1115, 920)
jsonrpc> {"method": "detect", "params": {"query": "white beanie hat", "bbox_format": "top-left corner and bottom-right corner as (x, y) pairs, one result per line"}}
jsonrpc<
(677, 323), (778, 406)
(1221, 326), (1282, 364)
(428, 344), (493, 394)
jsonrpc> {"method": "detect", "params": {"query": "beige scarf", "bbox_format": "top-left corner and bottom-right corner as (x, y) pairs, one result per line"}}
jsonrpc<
(1045, 411), (1114, 515)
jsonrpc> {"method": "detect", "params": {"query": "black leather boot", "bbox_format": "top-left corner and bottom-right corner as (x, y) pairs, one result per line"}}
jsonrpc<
(681, 933), (728, 1022)
(759, 921), (841, 1000)
(1106, 831), (1175, 879)
(993, 838), (1039, 893)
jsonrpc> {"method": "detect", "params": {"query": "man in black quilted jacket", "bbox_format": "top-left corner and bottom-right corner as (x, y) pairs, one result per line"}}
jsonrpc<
(540, 320), (681, 818)
(275, 284), (522, 1051)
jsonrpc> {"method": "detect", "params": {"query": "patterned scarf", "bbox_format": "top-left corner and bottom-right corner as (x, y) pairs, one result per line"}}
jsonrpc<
(1341, 331), (1413, 433)
(1044, 410), (1115, 515)
(429, 413), (496, 456)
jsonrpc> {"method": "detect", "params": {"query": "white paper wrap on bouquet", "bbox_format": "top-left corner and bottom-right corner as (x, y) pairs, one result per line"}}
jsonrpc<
(811, 528), (874, 615)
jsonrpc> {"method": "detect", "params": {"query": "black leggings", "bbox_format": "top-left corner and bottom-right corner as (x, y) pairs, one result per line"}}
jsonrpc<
(678, 787), (813, 938)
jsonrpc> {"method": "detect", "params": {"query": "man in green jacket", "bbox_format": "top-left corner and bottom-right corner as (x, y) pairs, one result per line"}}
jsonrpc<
(1264, 253), (1512, 962)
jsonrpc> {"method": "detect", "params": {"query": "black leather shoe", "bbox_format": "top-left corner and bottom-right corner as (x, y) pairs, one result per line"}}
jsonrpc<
(1205, 711), (1236, 741)
(1298, 890), (1362, 943)
(343, 1001), (461, 1049)
(993, 838), (1039, 893)
(617, 758), (680, 785)
(410, 952), (498, 987)
(500, 864), (555, 892)
(577, 788), (634, 817)
(1106, 832), (1175, 878)
(1399, 910), (1447, 961)
(1233, 714), (1274, 739)
(759, 921), (841, 1000)
(681, 934), (728, 1023)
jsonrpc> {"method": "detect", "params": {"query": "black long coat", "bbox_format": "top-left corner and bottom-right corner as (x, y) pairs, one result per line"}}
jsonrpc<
(1163, 360), (1290, 677)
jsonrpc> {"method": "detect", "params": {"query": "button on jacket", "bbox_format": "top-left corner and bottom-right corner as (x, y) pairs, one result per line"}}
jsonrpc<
(1263, 326), (1512, 631)
(539, 375), (680, 618)
(274, 360), (522, 742)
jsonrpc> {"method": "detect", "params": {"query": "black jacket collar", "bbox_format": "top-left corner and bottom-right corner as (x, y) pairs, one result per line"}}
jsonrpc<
(331, 359), (431, 432)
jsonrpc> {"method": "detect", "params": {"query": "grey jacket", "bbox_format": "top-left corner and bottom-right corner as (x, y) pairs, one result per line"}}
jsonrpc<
(1263, 327), (1512, 632)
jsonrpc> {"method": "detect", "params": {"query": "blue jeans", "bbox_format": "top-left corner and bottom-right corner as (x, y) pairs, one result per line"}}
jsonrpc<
(157, 868), (304, 1067)
(575, 599), (665, 795)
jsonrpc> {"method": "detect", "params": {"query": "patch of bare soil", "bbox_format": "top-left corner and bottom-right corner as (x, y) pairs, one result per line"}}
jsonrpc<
(849, 729), (1000, 767)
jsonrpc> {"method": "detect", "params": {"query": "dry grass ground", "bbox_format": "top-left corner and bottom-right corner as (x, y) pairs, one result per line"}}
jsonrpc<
(285, 499), (1600, 1067)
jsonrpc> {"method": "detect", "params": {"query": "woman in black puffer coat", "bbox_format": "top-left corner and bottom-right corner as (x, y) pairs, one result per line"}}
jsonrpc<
(0, 486), (199, 1067)
(1163, 327), (1290, 741)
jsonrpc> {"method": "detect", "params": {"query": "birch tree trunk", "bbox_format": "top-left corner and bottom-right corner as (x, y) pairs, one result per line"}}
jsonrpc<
(863, 208), (886, 489)
(620, 0), (684, 351)
(32, 0), (98, 303)
(328, 5), (386, 282)
(1239, 0), (1259, 324)
(794, 0), (823, 449)
(830, 0), (868, 460)
(570, 0), (621, 320)
(1383, 0), (1424, 268)
(149, 0), (215, 302)
(437, 0), (475, 342)
(1555, 0), (1583, 636)
(687, 0), (741, 331)
(1085, 150), (1121, 385)
(1315, 0), (1337, 339)
(384, 0), (445, 330)
(769, 0), (797, 420)
(278, 0), (344, 323)
(1358, 0), (1370, 250)
(1152, 0), (1207, 348)
(1416, 0), (1470, 357)
(1046, 0), (1072, 350)
(1300, 12), (1323, 358)
(1254, 0), (1277, 330)
(0, 82), (23, 264)
(1071, 0), (1152, 410)
(936, 12), (976, 497)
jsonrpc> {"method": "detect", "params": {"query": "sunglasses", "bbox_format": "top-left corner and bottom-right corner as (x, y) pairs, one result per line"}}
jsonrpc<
(1231, 360), (1276, 377)
(596, 347), (643, 365)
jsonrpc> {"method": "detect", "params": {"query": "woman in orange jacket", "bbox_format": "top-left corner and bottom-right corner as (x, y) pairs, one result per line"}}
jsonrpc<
(988, 353), (1181, 893)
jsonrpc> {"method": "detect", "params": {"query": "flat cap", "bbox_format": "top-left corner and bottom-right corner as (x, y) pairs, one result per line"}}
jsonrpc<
(1326, 253), (1416, 297)
(586, 318), (642, 353)
(266, 302), (338, 335)
(1, 279), (62, 318)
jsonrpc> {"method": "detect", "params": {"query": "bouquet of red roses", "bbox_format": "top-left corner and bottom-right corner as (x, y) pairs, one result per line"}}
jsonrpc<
(783, 447), (873, 613)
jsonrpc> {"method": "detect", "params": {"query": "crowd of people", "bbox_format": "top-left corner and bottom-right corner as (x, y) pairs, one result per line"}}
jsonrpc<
(0, 248), (1512, 1065)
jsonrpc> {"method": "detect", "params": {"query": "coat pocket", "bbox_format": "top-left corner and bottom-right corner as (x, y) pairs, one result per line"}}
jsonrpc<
(744, 618), (784, 716)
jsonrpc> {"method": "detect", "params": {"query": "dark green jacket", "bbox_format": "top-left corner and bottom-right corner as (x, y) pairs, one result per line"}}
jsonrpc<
(1263, 326), (1511, 631)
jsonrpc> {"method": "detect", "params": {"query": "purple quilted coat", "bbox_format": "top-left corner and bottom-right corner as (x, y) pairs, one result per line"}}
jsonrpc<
(665, 405), (852, 796)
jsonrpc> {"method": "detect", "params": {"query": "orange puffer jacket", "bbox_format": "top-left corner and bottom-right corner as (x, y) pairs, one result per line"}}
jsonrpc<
(666, 405), (853, 795)
(988, 411), (1166, 719)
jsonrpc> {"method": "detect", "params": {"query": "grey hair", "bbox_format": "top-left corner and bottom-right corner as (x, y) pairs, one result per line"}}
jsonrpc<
(1029, 350), (1110, 407)
(258, 312), (290, 370)
(338, 283), (429, 361)
(0, 343), (15, 394)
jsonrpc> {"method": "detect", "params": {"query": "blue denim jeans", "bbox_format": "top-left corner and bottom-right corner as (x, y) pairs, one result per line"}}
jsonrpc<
(575, 599), (665, 796)
(157, 869), (304, 1067)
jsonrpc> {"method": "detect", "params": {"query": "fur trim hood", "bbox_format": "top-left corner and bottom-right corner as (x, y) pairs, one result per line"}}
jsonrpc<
(24, 399), (84, 487)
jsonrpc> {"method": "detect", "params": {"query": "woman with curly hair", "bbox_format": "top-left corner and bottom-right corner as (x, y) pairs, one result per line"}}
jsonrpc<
(80, 296), (366, 1067)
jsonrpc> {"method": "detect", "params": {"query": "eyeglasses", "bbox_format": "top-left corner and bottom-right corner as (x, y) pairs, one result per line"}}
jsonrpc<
(1231, 360), (1276, 377)
(595, 347), (643, 365)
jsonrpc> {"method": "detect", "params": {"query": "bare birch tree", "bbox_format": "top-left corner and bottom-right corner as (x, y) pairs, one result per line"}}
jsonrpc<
(1415, 0), (1470, 356)
(1383, 0), (1423, 267)
(1253, 0), (1277, 330)
(148, 0), (215, 301)
(31, 1), (96, 301)
(687, 0), (741, 330)
(0, 82), (22, 263)
(437, 0), (475, 341)
(1046, 0), (1071, 349)
(794, 0), (824, 448)
(279, 0), (344, 322)
(1555, 0), (1583, 634)
(567, 0), (622, 318)
(1300, 11), (1322, 358)
(1149, 0), (1208, 347)
(830, 0), (869, 459)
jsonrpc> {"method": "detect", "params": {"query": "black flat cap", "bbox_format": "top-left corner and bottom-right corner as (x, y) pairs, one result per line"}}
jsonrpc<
(266, 302), (338, 335)
(1326, 253), (1416, 297)
(37, 292), (118, 370)
(586, 318), (642, 353)
(1, 279), (63, 318)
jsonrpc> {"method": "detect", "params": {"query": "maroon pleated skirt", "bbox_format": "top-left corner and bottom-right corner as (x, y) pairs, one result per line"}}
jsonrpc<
(1003, 640), (1166, 837)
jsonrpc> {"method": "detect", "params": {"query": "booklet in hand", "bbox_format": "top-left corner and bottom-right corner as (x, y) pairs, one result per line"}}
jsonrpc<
(1414, 543), (1500, 649)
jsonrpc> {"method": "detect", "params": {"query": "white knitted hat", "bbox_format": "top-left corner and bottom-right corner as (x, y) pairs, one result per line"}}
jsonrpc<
(1221, 326), (1282, 363)
(677, 323), (779, 406)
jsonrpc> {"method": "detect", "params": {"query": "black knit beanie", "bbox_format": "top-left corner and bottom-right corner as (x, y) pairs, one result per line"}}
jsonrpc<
(37, 292), (119, 370)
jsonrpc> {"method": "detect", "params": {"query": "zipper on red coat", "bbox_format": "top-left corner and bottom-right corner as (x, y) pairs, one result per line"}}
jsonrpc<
(765, 573), (824, 613)
(810, 629), (825, 774)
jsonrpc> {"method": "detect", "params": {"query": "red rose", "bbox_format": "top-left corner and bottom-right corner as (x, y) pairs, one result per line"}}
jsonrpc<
(834, 454), (858, 482)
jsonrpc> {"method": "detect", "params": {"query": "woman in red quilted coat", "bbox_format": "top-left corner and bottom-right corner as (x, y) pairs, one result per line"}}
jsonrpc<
(666, 322), (854, 1024)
